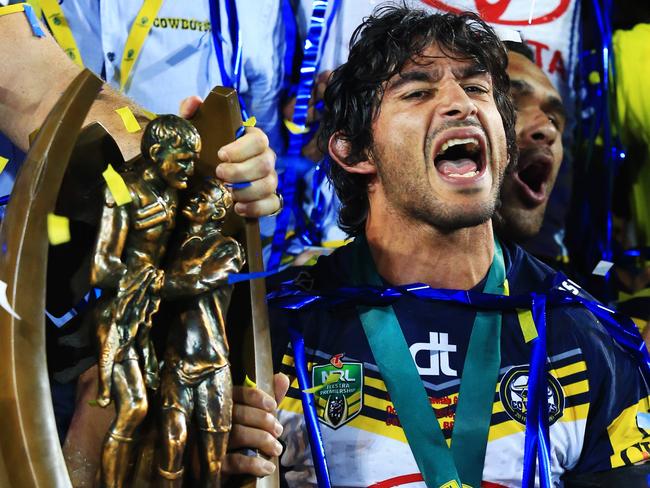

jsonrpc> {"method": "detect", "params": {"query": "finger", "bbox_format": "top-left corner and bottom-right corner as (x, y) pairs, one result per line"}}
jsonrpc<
(233, 404), (283, 437)
(216, 149), (276, 183)
(233, 385), (277, 411)
(222, 452), (276, 477)
(178, 95), (203, 119)
(230, 173), (277, 204)
(218, 127), (269, 163)
(273, 373), (290, 404)
(228, 424), (283, 456)
(234, 195), (281, 218)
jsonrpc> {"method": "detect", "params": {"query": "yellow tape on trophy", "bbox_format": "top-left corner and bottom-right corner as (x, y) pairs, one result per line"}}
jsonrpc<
(102, 164), (132, 206)
(115, 106), (142, 133)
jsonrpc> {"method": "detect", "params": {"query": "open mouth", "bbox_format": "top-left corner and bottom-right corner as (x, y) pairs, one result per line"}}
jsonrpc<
(433, 129), (487, 183)
(512, 148), (553, 206)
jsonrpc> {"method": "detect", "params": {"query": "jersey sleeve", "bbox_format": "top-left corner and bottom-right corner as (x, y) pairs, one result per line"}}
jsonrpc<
(569, 307), (650, 474)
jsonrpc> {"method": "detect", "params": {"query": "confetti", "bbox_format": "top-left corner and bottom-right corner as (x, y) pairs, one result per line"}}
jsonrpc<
(302, 371), (340, 394)
(0, 157), (9, 175)
(47, 213), (71, 245)
(0, 280), (20, 320)
(592, 260), (614, 277)
(243, 116), (257, 127)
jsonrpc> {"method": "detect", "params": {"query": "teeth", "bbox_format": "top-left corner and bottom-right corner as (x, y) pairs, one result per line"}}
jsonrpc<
(447, 170), (479, 178)
(439, 137), (480, 155)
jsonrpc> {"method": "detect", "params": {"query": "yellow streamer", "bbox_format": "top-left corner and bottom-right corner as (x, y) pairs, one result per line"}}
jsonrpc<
(40, 0), (83, 67)
(115, 106), (141, 133)
(120, 0), (164, 91)
(244, 375), (257, 388)
(302, 370), (341, 394)
(0, 157), (9, 175)
(102, 164), (132, 206)
(517, 309), (538, 343)
(26, 0), (41, 19)
(0, 4), (26, 16)
(243, 116), (257, 127)
(47, 213), (70, 245)
(284, 119), (310, 135)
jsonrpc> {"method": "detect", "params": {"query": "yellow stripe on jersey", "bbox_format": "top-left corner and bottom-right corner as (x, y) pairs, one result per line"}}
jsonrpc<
(563, 379), (589, 397)
(553, 360), (587, 379)
(608, 395), (650, 468)
(559, 403), (589, 424)
(281, 353), (296, 368)
(365, 375), (387, 392)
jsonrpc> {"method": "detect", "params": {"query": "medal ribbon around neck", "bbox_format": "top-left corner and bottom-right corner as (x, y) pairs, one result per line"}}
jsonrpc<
(351, 235), (506, 488)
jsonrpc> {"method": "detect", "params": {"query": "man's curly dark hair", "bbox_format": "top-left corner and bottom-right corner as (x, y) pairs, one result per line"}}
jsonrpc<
(318, 4), (517, 236)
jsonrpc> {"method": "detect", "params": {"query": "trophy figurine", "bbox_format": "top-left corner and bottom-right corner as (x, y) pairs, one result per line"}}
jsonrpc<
(157, 179), (244, 487)
(91, 114), (200, 487)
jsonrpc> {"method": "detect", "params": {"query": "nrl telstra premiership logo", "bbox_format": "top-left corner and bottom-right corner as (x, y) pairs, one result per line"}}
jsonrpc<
(312, 354), (363, 429)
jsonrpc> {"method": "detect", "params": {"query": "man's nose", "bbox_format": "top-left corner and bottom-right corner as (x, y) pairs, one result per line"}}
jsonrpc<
(521, 111), (558, 147)
(435, 81), (478, 120)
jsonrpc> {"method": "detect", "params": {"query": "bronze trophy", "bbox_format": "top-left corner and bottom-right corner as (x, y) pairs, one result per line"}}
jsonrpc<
(0, 70), (277, 488)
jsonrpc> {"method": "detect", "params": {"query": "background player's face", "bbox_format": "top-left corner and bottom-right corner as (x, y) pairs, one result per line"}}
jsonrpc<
(498, 52), (565, 241)
(367, 43), (509, 231)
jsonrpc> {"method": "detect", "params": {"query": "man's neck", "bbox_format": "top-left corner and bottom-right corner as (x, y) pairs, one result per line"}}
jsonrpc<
(365, 205), (495, 290)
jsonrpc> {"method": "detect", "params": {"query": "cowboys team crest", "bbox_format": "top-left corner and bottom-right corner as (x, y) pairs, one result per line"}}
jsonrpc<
(499, 365), (565, 426)
(312, 354), (363, 429)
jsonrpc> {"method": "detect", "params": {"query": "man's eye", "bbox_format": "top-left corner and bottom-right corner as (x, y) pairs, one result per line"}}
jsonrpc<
(403, 90), (430, 100)
(464, 85), (488, 94)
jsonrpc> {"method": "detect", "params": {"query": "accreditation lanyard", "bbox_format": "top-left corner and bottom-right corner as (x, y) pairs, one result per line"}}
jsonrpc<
(208, 0), (248, 119)
(351, 236), (506, 488)
(39, 0), (83, 67)
(119, 0), (164, 91)
(39, 0), (165, 89)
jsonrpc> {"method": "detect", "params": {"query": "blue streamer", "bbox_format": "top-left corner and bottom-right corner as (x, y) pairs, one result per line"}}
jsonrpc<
(288, 328), (332, 488)
(23, 4), (46, 37)
(225, 181), (251, 190)
(270, 0), (339, 268)
(45, 288), (102, 328)
(522, 294), (552, 488)
(226, 268), (281, 285)
(209, 0), (248, 119)
(0, 194), (9, 206)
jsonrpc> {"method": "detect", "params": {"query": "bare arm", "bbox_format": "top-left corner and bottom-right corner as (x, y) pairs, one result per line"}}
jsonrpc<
(90, 189), (129, 289)
(0, 11), (149, 160)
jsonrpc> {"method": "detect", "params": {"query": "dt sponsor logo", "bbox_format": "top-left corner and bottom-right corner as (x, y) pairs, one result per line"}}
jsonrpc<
(419, 0), (571, 26)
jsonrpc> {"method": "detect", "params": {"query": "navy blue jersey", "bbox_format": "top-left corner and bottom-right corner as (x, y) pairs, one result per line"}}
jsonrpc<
(270, 240), (650, 487)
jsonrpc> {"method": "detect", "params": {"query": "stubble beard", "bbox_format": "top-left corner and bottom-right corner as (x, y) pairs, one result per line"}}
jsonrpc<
(371, 143), (503, 233)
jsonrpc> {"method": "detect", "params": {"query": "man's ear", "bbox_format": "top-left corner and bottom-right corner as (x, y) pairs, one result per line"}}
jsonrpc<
(328, 133), (376, 175)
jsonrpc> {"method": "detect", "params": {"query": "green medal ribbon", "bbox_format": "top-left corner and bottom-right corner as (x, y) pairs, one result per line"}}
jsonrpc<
(352, 236), (506, 488)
